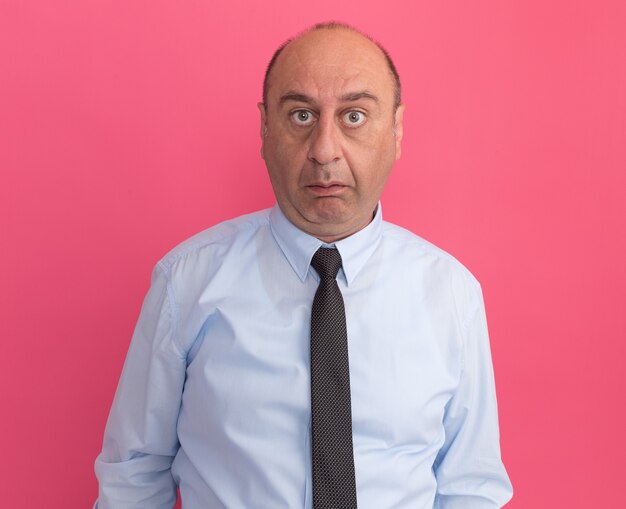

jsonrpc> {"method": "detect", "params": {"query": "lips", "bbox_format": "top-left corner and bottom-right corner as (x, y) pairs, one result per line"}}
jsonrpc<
(306, 183), (348, 196)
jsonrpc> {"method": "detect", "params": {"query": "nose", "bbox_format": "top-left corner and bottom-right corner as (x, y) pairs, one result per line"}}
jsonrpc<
(307, 116), (341, 166)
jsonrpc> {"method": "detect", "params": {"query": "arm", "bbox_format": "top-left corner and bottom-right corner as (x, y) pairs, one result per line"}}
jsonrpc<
(94, 264), (186, 509)
(433, 286), (513, 508)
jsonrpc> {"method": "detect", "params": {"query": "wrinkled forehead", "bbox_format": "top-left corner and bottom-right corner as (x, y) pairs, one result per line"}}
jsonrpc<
(267, 29), (395, 106)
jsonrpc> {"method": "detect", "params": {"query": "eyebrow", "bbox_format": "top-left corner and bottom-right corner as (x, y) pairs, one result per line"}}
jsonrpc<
(278, 91), (379, 106)
(340, 91), (379, 103)
(279, 92), (314, 105)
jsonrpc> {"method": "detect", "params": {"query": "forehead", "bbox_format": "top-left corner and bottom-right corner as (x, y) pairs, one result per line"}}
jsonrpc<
(267, 29), (395, 105)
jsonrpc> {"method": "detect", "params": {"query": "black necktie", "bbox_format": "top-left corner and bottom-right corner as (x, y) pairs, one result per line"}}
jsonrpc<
(310, 247), (358, 509)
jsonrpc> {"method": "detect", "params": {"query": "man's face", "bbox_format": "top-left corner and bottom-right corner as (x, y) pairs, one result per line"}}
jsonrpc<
(259, 28), (405, 242)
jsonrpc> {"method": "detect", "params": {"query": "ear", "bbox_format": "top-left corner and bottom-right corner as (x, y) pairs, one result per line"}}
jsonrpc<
(393, 104), (405, 160)
(257, 102), (268, 159)
(258, 102), (268, 140)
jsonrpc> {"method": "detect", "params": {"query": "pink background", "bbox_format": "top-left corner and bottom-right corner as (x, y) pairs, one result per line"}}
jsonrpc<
(1, 1), (625, 507)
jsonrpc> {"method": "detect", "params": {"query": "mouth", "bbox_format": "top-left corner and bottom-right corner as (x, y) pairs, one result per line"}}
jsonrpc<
(305, 183), (348, 197)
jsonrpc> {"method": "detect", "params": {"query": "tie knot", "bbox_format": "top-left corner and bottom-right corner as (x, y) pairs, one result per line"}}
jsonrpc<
(311, 247), (342, 280)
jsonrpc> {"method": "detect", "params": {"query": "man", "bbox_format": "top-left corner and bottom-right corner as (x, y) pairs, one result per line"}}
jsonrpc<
(95, 23), (513, 508)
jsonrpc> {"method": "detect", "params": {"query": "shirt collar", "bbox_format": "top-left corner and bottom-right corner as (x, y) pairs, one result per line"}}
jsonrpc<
(269, 203), (383, 286)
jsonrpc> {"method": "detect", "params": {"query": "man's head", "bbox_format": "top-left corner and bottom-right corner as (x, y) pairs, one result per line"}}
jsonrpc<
(259, 23), (405, 243)
(262, 23), (402, 110)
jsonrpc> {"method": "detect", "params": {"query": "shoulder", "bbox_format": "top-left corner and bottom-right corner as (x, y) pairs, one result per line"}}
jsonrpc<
(156, 208), (272, 274)
(380, 220), (483, 306)
(381, 221), (478, 277)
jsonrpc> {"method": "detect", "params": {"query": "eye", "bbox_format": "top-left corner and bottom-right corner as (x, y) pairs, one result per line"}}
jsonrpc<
(291, 110), (316, 126)
(342, 110), (366, 127)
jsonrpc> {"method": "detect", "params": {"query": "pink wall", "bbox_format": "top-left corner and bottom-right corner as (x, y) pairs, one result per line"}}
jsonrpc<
(2, 1), (624, 507)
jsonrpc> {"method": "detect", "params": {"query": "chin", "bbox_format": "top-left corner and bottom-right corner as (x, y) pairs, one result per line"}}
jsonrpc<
(309, 198), (352, 220)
